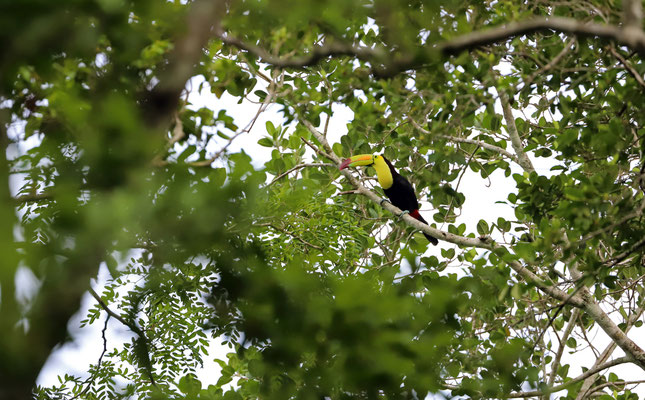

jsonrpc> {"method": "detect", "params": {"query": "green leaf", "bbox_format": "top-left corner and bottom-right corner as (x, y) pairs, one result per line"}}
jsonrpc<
(257, 137), (273, 147)
(476, 219), (490, 236)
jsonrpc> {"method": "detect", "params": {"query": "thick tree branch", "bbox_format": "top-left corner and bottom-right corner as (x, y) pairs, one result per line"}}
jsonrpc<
(439, 16), (645, 57)
(221, 16), (645, 78)
(143, 0), (227, 129)
(623, 0), (643, 29)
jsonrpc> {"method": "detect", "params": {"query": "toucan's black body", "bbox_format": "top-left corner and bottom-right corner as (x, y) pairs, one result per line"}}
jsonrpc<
(381, 157), (439, 245)
(381, 157), (419, 211)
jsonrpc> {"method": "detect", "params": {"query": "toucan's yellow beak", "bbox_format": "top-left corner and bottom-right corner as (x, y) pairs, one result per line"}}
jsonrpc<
(339, 154), (374, 170)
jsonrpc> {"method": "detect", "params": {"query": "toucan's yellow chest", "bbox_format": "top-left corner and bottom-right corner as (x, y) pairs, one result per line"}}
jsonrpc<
(373, 156), (393, 189)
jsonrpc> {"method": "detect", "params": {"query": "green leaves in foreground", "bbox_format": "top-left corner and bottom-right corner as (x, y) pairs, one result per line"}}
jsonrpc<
(211, 265), (460, 398)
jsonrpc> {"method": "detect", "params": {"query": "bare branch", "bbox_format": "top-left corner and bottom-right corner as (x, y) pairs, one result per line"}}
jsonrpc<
(267, 163), (335, 186)
(498, 88), (535, 174)
(548, 308), (581, 386)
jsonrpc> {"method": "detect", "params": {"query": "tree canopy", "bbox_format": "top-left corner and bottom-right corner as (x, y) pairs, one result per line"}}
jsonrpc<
(2, 0), (645, 399)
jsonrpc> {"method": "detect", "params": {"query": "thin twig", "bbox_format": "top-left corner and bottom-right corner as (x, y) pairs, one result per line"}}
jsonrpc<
(258, 223), (322, 250)
(300, 136), (336, 161)
(191, 83), (276, 167)
(71, 315), (111, 400)
(267, 163), (334, 186)
(523, 37), (576, 91)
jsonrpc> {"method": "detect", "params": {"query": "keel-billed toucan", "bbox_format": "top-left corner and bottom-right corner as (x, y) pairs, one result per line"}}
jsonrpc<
(340, 154), (439, 245)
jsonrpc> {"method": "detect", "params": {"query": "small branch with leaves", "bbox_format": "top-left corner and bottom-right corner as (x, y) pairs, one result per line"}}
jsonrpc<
(88, 288), (157, 386)
(408, 117), (521, 165)
(258, 222), (322, 250)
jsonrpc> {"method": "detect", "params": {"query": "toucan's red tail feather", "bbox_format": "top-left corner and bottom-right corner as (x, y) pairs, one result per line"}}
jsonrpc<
(410, 209), (438, 245)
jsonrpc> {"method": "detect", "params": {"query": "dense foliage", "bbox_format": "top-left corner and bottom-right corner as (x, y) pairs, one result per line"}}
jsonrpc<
(2, 0), (645, 399)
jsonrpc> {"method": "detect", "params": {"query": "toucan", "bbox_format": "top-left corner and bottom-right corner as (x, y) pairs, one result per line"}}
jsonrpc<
(340, 154), (439, 245)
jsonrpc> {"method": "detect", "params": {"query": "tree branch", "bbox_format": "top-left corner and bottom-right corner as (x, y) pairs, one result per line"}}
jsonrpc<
(439, 16), (645, 57)
(523, 37), (576, 91)
(586, 379), (645, 397)
(267, 163), (335, 186)
(143, 0), (227, 129)
(408, 117), (521, 164)
(72, 315), (110, 400)
(623, 0), (643, 29)
(258, 223), (322, 250)
(548, 308), (580, 387)
(13, 191), (54, 203)
(221, 16), (645, 78)
(609, 44), (645, 89)
(575, 302), (645, 399)
(218, 32), (382, 68)
(498, 88), (535, 174)
(507, 356), (633, 398)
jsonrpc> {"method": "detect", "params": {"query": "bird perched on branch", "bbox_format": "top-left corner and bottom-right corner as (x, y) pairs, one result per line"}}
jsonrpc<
(340, 154), (438, 245)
